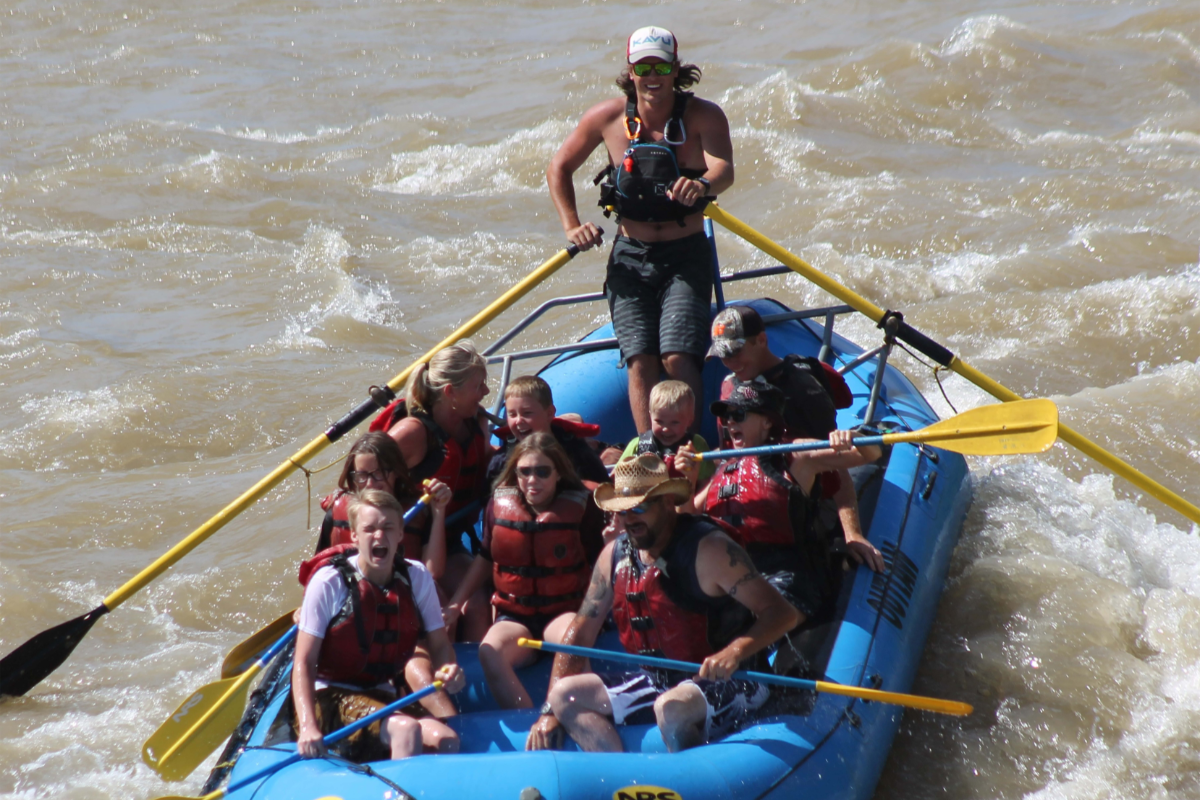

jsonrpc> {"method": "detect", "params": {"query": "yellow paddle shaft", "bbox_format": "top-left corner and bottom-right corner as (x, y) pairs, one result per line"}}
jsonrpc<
(103, 248), (576, 611)
(704, 203), (1200, 525)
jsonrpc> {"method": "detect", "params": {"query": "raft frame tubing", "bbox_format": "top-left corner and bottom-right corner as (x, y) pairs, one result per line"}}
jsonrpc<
(704, 202), (1200, 526)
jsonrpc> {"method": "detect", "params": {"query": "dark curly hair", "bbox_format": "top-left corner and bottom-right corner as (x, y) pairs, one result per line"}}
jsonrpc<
(616, 62), (702, 102)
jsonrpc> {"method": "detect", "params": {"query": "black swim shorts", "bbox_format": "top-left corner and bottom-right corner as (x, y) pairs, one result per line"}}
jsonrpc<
(605, 232), (714, 362)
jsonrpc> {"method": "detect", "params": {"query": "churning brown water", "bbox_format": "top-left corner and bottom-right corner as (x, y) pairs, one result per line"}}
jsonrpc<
(2, 1), (1199, 798)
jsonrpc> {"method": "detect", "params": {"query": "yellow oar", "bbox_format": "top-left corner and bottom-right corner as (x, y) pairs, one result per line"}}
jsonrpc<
(519, 639), (971, 717)
(143, 626), (298, 781)
(699, 398), (1057, 461)
(0, 245), (582, 698)
(152, 681), (443, 800)
(704, 202), (1200, 525)
(220, 609), (296, 679)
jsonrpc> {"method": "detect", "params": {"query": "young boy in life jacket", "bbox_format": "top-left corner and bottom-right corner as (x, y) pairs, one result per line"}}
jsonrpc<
(293, 490), (465, 761)
(675, 380), (880, 626)
(486, 375), (610, 489)
(618, 380), (715, 494)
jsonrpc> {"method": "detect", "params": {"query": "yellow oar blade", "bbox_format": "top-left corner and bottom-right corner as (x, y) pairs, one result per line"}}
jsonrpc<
(221, 610), (295, 679)
(884, 398), (1058, 456)
(812, 680), (973, 716)
(142, 671), (252, 781)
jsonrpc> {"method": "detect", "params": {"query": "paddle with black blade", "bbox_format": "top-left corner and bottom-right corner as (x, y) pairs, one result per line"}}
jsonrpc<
(697, 398), (1059, 461)
(152, 681), (442, 800)
(144, 495), (432, 781)
(0, 244), (584, 698)
(519, 639), (972, 716)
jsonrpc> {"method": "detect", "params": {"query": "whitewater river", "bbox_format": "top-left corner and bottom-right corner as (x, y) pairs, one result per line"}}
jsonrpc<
(2, 0), (1199, 797)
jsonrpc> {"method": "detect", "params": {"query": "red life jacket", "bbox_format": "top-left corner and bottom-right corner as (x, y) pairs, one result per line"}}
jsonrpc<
(488, 488), (590, 616)
(369, 399), (490, 515)
(319, 490), (424, 561)
(704, 454), (813, 548)
(610, 515), (737, 664)
(298, 544), (422, 687)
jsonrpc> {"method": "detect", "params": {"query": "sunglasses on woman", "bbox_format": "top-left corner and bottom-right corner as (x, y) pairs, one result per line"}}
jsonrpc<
(631, 62), (674, 77)
(517, 465), (554, 479)
(720, 408), (749, 423)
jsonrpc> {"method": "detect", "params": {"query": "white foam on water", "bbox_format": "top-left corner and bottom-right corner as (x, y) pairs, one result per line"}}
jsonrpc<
(939, 15), (1024, 58)
(960, 458), (1200, 800)
(18, 386), (140, 446)
(373, 119), (571, 196)
(265, 224), (401, 351)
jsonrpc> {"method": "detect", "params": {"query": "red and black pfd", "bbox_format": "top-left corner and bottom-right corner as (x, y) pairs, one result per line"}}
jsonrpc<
(487, 487), (590, 617)
(609, 515), (741, 668)
(298, 544), (422, 687)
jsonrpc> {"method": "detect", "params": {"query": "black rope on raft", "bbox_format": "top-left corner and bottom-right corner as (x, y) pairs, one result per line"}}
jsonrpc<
(895, 340), (958, 416)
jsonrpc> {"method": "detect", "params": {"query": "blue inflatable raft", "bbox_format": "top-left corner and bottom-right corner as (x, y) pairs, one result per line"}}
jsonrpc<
(201, 294), (972, 800)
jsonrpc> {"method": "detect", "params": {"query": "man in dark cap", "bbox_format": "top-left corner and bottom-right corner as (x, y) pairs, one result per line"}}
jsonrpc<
(706, 305), (885, 573)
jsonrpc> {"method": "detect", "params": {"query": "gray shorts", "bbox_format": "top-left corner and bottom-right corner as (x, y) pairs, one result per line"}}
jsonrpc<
(605, 233), (714, 362)
(599, 669), (769, 741)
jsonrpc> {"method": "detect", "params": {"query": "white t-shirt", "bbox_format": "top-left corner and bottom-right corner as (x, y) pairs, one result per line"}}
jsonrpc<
(299, 556), (444, 691)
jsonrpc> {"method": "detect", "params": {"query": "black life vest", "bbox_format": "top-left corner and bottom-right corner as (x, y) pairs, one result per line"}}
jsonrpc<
(704, 454), (815, 548)
(634, 430), (695, 480)
(488, 488), (590, 616)
(596, 92), (709, 224)
(609, 515), (738, 664)
(298, 545), (422, 688)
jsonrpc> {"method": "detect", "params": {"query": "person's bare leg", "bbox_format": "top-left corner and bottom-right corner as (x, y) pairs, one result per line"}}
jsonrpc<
(478, 621), (538, 709)
(442, 552), (490, 642)
(626, 354), (660, 434)
(418, 718), (460, 754)
(404, 645), (458, 718)
(548, 673), (624, 753)
(381, 714), (423, 759)
(662, 352), (704, 431)
(653, 682), (707, 752)
(543, 612), (576, 646)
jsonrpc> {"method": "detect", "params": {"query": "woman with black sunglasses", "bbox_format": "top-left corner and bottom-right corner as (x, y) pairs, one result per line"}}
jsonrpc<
(444, 432), (605, 709)
(675, 380), (880, 629)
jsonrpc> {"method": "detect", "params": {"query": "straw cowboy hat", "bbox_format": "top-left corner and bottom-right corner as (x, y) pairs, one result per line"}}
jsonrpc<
(594, 453), (691, 513)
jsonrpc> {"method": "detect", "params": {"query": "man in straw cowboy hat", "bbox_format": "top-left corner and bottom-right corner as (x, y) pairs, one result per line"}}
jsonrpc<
(526, 454), (800, 753)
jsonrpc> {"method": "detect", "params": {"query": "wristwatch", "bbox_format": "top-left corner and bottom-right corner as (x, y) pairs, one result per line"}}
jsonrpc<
(539, 700), (554, 717)
(696, 177), (711, 191)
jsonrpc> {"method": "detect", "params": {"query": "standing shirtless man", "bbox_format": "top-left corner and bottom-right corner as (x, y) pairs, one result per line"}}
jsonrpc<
(547, 26), (734, 434)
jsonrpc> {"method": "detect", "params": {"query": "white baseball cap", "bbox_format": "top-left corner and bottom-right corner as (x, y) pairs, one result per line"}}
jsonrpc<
(627, 26), (678, 64)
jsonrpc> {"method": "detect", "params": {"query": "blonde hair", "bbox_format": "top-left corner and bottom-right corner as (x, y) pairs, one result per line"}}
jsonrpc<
(346, 488), (406, 530)
(405, 340), (487, 413)
(504, 375), (553, 409)
(649, 380), (695, 416)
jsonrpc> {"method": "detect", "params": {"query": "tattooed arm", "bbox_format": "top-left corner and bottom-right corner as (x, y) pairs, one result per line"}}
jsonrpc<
(693, 532), (803, 680)
(525, 540), (617, 751)
(545, 540), (617, 689)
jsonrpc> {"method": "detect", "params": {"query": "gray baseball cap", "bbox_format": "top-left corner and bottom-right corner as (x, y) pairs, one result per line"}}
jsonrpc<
(706, 306), (765, 359)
